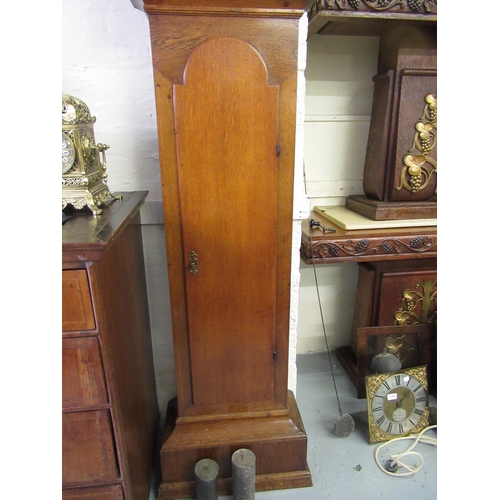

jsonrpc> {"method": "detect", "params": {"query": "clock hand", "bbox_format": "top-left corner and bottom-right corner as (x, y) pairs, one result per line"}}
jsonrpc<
(395, 394), (407, 408)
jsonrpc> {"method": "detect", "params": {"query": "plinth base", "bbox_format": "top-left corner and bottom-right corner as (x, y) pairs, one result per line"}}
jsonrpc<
(346, 195), (437, 221)
(157, 391), (312, 500)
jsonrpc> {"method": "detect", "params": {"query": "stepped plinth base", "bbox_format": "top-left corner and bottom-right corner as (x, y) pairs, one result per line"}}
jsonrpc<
(157, 391), (312, 500)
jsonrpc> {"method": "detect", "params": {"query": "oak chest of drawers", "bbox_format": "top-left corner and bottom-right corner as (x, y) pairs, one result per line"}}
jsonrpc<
(62, 192), (159, 500)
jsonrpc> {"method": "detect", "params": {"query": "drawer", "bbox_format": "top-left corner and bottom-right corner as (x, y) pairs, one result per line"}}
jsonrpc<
(63, 270), (95, 332)
(62, 410), (119, 485)
(63, 337), (108, 408)
(62, 485), (124, 500)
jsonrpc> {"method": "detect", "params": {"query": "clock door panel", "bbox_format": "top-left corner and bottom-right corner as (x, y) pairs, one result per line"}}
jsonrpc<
(175, 37), (279, 406)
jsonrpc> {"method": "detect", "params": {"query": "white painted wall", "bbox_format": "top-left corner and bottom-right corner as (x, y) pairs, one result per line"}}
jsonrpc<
(298, 34), (379, 353)
(62, 0), (162, 211)
(61, 0), (379, 404)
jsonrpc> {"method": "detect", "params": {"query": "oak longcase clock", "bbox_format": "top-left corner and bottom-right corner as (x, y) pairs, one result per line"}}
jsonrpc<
(142, 1), (312, 498)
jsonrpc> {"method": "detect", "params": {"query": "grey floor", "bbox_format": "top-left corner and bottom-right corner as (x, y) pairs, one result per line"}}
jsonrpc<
(150, 351), (437, 500)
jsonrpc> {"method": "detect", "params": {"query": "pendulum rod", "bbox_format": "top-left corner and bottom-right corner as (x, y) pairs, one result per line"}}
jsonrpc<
(308, 218), (354, 437)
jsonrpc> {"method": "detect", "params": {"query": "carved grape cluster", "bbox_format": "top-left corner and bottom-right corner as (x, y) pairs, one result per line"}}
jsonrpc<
(409, 174), (422, 193)
(409, 237), (423, 248)
(420, 137), (431, 155)
(407, 0), (423, 11)
(356, 239), (369, 252)
(380, 241), (393, 253)
(377, 0), (391, 6)
(348, 0), (361, 8)
(329, 246), (340, 257)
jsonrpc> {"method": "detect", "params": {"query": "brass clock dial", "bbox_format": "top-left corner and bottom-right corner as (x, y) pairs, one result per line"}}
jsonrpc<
(366, 366), (429, 444)
(62, 132), (76, 174)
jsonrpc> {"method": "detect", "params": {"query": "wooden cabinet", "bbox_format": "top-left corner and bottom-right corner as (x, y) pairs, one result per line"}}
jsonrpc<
(346, 24), (437, 220)
(337, 258), (437, 398)
(62, 192), (159, 500)
(143, 1), (312, 498)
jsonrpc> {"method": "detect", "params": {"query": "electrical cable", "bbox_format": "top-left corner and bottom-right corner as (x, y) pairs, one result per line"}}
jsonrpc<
(374, 425), (438, 477)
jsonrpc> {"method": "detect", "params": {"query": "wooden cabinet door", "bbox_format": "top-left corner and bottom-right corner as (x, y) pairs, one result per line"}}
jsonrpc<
(176, 37), (279, 407)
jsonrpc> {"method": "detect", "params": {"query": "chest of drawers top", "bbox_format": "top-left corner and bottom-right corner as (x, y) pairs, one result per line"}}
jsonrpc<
(62, 191), (148, 265)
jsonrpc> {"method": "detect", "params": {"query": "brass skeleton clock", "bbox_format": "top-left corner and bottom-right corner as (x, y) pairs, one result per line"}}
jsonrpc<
(62, 93), (119, 215)
(365, 366), (429, 444)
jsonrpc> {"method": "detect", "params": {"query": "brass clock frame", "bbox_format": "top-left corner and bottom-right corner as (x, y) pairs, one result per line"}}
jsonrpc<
(365, 365), (429, 444)
(62, 93), (120, 215)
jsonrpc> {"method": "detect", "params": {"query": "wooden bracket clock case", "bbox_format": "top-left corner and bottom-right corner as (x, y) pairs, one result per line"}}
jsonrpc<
(346, 24), (437, 221)
(142, 1), (312, 498)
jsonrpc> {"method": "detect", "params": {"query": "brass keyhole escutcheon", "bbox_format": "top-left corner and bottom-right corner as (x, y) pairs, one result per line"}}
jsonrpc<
(189, 251), (199, 275)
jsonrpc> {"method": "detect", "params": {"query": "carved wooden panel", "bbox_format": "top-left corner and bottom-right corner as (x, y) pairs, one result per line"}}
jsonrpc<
(310, 0), (437, 15)
(308, 0), (437, 37)
(301, 213), (437, 264)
